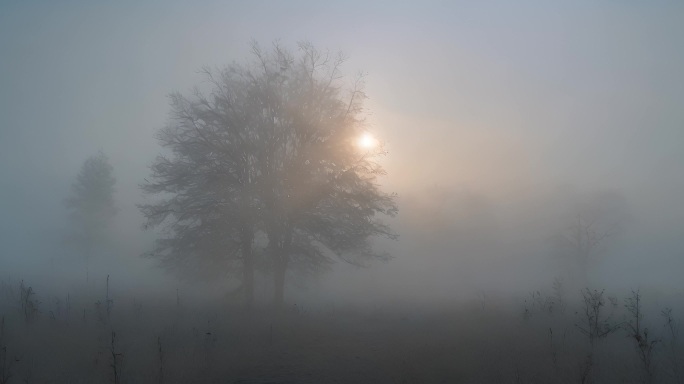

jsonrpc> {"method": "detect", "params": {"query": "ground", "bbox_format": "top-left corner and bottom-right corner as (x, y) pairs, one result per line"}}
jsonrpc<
(1, 283), (681, 383)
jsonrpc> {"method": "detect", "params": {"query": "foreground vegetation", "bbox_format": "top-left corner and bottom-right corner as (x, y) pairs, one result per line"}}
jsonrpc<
(0, 277), (682, 383)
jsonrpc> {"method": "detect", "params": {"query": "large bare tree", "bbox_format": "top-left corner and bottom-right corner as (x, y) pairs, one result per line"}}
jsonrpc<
(140, 41), (397, 308)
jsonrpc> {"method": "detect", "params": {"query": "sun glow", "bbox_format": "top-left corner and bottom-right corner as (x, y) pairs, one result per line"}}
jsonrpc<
(358, 132), (377, 149)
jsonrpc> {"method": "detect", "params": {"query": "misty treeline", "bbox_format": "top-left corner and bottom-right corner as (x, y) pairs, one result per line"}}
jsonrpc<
(57, 42), (629, 312)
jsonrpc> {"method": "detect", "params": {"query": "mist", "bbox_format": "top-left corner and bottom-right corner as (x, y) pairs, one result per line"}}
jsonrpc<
(2, 1), (684, 382)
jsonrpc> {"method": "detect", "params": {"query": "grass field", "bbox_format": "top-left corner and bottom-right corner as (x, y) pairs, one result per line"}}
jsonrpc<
(1, 278), (682, 383)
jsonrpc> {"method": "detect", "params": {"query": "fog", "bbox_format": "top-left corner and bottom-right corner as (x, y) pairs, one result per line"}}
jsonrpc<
(1, 1), (684, 382)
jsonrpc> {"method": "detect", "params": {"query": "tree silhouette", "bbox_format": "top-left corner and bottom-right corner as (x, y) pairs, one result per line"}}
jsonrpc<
(64, 151), (117, 282)
(140, 41), (397, 307)
(554, 214), (617, 290)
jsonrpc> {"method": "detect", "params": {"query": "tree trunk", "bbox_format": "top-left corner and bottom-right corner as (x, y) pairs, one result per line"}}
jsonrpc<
(241, 228), (255, 309)
(85, 238), (92, 284)
(267, 225), (291, 310)
(243, 252), (255, 309)
(273, 260), (286, 309)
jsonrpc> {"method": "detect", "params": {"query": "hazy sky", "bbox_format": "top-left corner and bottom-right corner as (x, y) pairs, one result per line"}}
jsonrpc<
(1, 1), (683, 297)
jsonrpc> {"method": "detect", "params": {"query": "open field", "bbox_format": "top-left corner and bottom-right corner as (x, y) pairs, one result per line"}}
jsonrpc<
(1, 279), (682, 383)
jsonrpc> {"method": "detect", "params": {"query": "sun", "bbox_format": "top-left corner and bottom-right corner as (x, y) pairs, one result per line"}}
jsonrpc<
(358, 132), (377, 149)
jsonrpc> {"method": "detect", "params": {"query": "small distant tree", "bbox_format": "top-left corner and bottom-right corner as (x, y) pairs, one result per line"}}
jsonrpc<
(554, 214), (616, 290)
(64, 151), (117, 281)
(552, 191), (627, 289)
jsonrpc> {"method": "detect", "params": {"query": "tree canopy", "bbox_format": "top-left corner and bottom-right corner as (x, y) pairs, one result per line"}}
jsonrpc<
(65, 151), (117, 234)
(140, 41), (397, 307)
